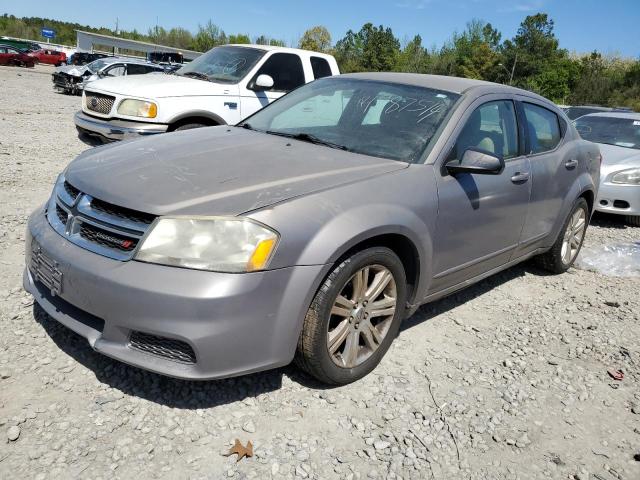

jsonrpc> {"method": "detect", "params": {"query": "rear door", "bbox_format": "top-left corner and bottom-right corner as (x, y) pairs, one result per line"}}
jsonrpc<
(515, 98), (578, 251)
(430, 97), (531, 293)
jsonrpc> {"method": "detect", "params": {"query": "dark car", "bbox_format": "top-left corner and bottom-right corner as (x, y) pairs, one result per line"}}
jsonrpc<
(29, 48), (67, 66)
(26, 73), (600, 385)
(68, 52), (109, 66)
(0, 44), (36, 68)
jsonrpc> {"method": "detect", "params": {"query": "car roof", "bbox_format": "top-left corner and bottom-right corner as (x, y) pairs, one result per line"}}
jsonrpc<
(226, 43), (335, 60)
(95, 56), (162, 67)
(579, 111), (640, 120)
(337, 72), (548, 98)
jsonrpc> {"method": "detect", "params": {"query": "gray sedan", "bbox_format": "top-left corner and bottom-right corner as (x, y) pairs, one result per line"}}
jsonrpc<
(24, 73), (600, 385)
(574, 112), (640, 226)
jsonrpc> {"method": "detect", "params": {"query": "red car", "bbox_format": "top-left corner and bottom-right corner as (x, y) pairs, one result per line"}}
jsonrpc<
(0, 45), (36, 67)
(28, 48), (67, 66)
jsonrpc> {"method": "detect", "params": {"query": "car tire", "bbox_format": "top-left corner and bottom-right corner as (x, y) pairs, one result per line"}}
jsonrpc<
(626, 215), (640, 227)
(174, 123), (208, 131)
(295, 247), (407, 385)
(535, 197), (589, 274)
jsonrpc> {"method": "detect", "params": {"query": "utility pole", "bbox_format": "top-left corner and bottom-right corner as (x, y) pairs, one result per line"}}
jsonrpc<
(509, 52), (517, 86)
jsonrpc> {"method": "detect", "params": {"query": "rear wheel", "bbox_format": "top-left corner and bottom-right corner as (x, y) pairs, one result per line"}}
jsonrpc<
(535, 197), (589, 273)
(295, 247), (407, 385)
(626, 215), (640, 227)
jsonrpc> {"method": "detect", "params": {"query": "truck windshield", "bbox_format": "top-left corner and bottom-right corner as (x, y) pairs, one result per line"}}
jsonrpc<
(241, 77), (460, 163)
(86, 59), (108, 73)
(176, 46), (265, 84)
(575, 115), (640, 150)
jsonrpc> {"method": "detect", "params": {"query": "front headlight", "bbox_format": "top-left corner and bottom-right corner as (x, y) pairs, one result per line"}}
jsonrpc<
(117, 99), (157, 118)
(611, 168), (640, 185)
(135, 217), (279, 273)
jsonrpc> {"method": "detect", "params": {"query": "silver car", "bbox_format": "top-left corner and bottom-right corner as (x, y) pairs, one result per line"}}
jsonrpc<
(25, 73), (600, 385)
(574, 112), (640, 226)
(52, 57), (165, 95)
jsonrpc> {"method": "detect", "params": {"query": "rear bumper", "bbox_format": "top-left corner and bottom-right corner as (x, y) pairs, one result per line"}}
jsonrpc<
(595, 182), (640, 216)
(74, 111), (168, 142)
(24, 207), (325, 380)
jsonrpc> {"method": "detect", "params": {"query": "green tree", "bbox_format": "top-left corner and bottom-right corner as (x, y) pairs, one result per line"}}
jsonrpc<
(395, 35), (428, 73)
(228, 33), (250, 44)
(299, 25), (332, 52)
(334, 23), (400, 72)
(192, 20), (226, 52)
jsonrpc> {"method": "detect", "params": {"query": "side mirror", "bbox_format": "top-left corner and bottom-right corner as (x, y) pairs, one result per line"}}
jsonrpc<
(446, 148), (505, 176)
(253, 74), (274, 91)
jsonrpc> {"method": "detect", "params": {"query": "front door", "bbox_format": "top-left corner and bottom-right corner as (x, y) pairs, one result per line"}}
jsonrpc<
(430, 99), (531, 293)
(239, 52), (307, 120)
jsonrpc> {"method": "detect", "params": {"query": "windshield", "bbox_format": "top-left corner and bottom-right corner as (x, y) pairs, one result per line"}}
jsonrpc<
(86, 59), (108, 73)
(575, 116), (640, 150)
(176, 46), (265, 84)
(241, 77), (460, 163)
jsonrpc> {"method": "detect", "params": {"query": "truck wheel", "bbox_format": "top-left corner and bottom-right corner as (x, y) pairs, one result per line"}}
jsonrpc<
(174, 123), (208, 131)
(535, 198), (589, 274)
(295, 247), (407, 385)
(626, 215), (640, 227)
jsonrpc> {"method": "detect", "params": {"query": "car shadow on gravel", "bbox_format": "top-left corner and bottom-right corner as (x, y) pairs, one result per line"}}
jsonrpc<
(77, 131), (105, 147)
(589, 212), (631, 229)
(32, 303), (294, 409)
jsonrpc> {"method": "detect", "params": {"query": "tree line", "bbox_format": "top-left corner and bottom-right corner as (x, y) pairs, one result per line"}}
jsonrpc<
(2, 12), (638, 109)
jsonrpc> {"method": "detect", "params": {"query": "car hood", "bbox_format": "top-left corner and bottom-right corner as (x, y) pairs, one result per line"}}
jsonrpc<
(64, 127), (408, 216)
(87, 73), (227, 98)
(54, 64), (91, 76)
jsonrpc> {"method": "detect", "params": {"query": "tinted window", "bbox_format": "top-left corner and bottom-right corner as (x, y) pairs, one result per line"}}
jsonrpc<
(0, 47), (6, 53)
(453, 100), (519, 160)
(575, 115), (640, 150)
(245, 77), (460, 163)
(311, 56), (332, 79)
(127, 64), (149, 75)
(255, 53), (305, 92)
(523, 103), (562, 154)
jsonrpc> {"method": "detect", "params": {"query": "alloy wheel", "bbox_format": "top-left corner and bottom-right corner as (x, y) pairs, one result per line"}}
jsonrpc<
(326, 265), (397, 368)
(561, 208), (586, 265)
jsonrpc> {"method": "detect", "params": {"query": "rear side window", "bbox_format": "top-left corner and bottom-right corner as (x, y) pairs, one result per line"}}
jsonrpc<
(523, 103), (562, 154)
(311, 56), (332, 79)
(255, 53), (305, 92)
(127, 64), (148, 75)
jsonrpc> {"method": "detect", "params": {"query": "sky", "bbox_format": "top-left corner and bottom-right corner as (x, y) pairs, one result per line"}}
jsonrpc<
(2, 0), (639, 57)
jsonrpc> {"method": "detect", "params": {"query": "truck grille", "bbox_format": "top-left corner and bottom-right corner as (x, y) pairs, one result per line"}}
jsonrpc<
(129, 331), (197, 364)
(85, 91), (115, 114)
(46, 176), (156, 261)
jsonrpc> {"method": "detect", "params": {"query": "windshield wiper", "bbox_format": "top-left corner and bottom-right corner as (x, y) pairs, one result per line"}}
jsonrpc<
(239, 123), (253, 130)
(265, 131), (349, 151)
(181, 71), (211, 81)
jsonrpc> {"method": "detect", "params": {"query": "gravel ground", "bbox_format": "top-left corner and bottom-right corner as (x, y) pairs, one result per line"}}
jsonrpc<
(1, 64), (639, 480)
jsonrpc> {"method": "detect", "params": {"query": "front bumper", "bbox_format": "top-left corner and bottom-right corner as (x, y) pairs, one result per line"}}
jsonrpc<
(24, 207), (325, 380)
(595, 182), (640, 216)
(74, 111), (169, 142)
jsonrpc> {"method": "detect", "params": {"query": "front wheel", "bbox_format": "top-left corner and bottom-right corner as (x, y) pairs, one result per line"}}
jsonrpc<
(535, 197), (589, 273)
(295, 247), (407, 385)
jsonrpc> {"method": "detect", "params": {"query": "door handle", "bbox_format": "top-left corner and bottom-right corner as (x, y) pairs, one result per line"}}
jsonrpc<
(565, 159), (579, 169)
(511, 172), (530, 183)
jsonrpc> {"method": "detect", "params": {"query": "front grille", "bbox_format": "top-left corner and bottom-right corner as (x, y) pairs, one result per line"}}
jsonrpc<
(85, 91), (115, 114)
(91, 198), (155, 225)
(129, 331), (197, 364)
(79, 224), (138, 252)
(55, 205), (68, 225)
(46, 176), (156, 261)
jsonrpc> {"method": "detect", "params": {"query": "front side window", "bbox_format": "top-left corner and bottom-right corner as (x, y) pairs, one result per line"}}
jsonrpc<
(523, 102), (562, 154)
(127, 64), (148, 75)
(177, 46), (265, 84)
(452, 100), (519, 160)
(244, 77), (460, 163)
(575, 115), (640, 150)
(105, 65), (125, 77)
(253, 53), (305, 92)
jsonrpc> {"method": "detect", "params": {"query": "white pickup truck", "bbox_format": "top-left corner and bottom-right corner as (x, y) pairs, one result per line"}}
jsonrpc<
(74, 44), (340, 142)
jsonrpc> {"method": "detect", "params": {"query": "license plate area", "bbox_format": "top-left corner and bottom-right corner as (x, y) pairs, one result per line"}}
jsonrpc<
(30, 241), (63, 296)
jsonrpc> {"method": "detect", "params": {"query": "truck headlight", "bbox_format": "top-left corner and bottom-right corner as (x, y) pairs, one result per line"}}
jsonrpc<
(117, 99), (157, 118)
(611, 168), (640, 185)
(135, 217), (279, 272)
